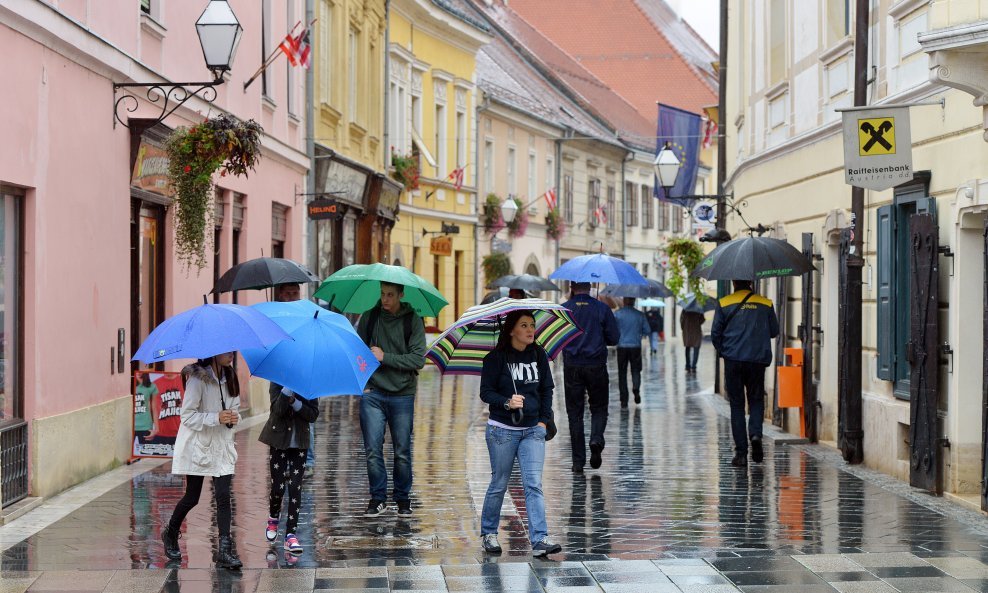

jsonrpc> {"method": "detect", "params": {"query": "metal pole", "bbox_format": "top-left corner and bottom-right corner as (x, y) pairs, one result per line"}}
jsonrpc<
(840, 0), (867, 464)
(714, 0), (729, 395)
(305, 0), (317, 288)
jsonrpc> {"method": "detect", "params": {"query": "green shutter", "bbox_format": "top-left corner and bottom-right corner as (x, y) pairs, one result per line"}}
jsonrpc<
(876, 204), (893, 380)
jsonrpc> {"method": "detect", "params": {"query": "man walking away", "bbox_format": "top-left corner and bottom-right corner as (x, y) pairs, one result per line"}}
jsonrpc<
(357, 281), (426, 516)
(561, 282), (619, 472)
(680, 309), (706, 374)
(614, 298), (650, 408)
(711, 280), (779, 467)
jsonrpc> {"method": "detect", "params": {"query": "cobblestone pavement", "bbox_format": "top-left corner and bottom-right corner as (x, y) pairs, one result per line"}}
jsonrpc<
(6, 345), (988, 591)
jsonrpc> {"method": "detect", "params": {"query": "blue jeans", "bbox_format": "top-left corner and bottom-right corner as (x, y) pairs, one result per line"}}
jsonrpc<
(724, 359), (766, 453)
(481, 424), (548, 546)
(359, 391), (415, 501)
(649, 331), (659, 351)
(306, 430), (315, 467)
(685, 346), (700, 369)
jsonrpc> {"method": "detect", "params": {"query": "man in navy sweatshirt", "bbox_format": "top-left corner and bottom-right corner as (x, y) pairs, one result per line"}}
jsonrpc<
(561, 282), (619, 472)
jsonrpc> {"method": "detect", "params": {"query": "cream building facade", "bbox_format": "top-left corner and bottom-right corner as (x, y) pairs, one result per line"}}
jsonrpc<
(725, 0), (988, 505)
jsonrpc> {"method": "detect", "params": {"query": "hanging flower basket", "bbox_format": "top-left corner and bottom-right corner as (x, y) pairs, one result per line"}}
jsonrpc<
(390, 149), (420, 191)
(663, 237), (706, 301)
(166, 114), (263, 273)
(506, 196), (528, 238)
(546, 207), (564, 241)
(481, 193), (505, 236)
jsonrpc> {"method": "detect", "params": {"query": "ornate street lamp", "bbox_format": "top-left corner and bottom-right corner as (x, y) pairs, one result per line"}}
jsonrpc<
(653, 143), (681, 191)
(500, 196), (519, 224)
(113, 0), (243, 128)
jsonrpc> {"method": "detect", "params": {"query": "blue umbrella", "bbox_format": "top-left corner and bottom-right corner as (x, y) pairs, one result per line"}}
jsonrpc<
(242, 301), (379, 398)
(549, 253), (648, 286)
(132, 303), (291, 363)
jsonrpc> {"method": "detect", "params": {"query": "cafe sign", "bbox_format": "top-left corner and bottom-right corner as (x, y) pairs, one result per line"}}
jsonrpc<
(430, 236), (452, 257)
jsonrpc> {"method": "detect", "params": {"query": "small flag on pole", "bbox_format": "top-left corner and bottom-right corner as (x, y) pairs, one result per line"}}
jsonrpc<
(278, 27), (311, 68)
(542, 188), (557, 210)
(593, 205), (607, 226)
(451, 167), (465, 190)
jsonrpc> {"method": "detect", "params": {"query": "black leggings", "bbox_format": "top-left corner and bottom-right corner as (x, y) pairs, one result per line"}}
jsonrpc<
(269, 448), (307, 534)
(168, 474), (233, 537)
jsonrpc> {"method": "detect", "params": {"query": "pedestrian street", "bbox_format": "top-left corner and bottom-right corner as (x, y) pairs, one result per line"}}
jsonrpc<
(5, 345), (988, 592)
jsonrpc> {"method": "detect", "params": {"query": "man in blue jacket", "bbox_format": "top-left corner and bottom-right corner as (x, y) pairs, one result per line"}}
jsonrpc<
(711, 280), (779, 467)
(561, 282), (619, 472)
(613, 297), (650, 408)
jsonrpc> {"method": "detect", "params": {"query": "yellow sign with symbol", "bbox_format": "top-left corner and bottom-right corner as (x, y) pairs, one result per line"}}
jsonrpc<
(857, 117), (896, 156)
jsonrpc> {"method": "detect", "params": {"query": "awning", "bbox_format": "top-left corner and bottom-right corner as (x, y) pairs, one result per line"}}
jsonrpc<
(411, 127), (438, 169)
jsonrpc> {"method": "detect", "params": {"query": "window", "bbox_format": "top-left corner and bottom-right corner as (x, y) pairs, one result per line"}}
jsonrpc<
(435, 103), (447, 178)
(641, 184), (653, 229)
(483, 140), (494, 191)
(545, 157), (554, 193)
(141, 0), (151, 15)
(213, 190), (226, 304)
(456, 111), (466, 171)
(769, 0), (786, 84)
(563, 174), (574, 223)
(528, 152), (537, 201)
(411, 93), (421, 149)
(262, 0), (272, 97)
(507, 147), (516, 195)
(876, 176), (934, 397)
(588, 178), (601, 227)
(657, 199), (668, 230)
(672, 205), (683, 233)
(606, 185), (616, 231)
(286, 1), (296, 115)
(319, 0), (332, 103)
(348, 28), (358, 122)
(272, 203), (288, 258)
(0, 186), (23, 423)
(231, 193), (246, 304)
(826, 0), (850, 46)
(625, 182), (638, 226)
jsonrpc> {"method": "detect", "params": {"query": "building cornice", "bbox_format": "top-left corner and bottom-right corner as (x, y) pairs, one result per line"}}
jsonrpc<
(392, 0), (492, 53)
(399, 203), (479, 224)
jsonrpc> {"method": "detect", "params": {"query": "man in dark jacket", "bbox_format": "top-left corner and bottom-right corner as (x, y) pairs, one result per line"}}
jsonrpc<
(561, 282), (619, 472)
(711, 280), (779, 467)
(357, 281), (426, 517)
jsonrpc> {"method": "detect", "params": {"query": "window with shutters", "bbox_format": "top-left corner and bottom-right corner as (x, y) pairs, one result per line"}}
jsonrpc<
(875, 173), (934, 400)
(626, 182), (638, 227)
(641, 184), (652, 229)
(231, 193), (246, 304)
(563, 174), (574, 223)
(606, 185), (616, 231)
(272, 203), (288, 258)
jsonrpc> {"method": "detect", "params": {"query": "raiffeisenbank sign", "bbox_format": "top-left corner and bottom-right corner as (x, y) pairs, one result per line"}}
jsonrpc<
(842, 106), (914, 191)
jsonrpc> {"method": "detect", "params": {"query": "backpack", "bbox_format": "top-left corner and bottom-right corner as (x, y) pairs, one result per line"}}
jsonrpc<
(361, 305), (415, 347)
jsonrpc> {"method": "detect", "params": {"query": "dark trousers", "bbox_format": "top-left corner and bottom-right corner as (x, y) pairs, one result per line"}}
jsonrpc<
(616, 348), (643, 404)
(269, 447), (307, 534)
(168, 474), (233, 537)
(684, 346), (700, 370)
(564, 363), (609, 468)
(724, 359), (767, 453)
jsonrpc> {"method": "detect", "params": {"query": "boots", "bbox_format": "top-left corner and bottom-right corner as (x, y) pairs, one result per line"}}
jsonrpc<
(215, 535), (243, 570)
(162, 525), (182, 560)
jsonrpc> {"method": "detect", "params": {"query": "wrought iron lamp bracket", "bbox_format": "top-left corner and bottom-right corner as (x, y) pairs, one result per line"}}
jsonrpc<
(112, 78), (224, 129)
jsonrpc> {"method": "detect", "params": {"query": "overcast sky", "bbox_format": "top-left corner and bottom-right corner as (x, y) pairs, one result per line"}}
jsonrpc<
(669, 0), (719, 49)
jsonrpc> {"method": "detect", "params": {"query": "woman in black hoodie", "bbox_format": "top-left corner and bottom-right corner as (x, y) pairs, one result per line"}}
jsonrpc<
(478, 310), (561, 557)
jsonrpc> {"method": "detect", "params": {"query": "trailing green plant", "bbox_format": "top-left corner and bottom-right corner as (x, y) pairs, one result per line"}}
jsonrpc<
(166, 114), (262, 273)
(663, 237), (707, 302)
(390, 148), (420, 190)
(481, 193), (505, 235)
(481, 252), (512, 286)
(506, 196), (528, 238)
(545, 207), (564, 241)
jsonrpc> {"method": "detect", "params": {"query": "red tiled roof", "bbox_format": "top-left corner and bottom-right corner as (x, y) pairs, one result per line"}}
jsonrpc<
(504, 0), (717, 121)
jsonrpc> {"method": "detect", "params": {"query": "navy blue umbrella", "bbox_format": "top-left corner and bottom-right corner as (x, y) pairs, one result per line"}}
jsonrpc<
(549, 254), (647, 286)
(679, 293), (717, 314)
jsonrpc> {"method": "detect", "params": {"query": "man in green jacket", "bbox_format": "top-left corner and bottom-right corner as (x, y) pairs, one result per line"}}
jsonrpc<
(357, 281), (426, 517)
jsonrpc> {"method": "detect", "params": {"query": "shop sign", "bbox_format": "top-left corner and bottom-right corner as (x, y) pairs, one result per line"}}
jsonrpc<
(430, 236), (452, 257)
(323, 159), (369, 206)
(131, 142), (171, 195)
(842, 106), (914, 191)
(492, 238), (512, 254)
(307, 198), (344, 220)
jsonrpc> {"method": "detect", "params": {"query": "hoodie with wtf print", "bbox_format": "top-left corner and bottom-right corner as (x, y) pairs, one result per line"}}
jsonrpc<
(479, 344), (554, 428)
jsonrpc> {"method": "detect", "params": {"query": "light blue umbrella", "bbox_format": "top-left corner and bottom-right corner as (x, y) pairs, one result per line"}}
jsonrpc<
(132, 302), (291, 363)
(242, 300), (379, 398)
(549, 253), (648, 286)
(638, 298), (667, 308)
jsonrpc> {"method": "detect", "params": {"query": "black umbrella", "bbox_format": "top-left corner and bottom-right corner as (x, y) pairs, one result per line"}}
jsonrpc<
(691, 237), (815, 281)
(213, 257), (320, 293)
(480, 287), (536, 304)
(488, 274), (560, 292)
(600, 279), (673, 299)
(679, 293), (718, 314)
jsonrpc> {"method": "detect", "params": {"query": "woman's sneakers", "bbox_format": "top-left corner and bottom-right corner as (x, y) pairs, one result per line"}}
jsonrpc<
(284, 533), (303, 554)
(265, 517), (279, 543)
(481, 533), (502, 554)
(532, 536), (562, 557)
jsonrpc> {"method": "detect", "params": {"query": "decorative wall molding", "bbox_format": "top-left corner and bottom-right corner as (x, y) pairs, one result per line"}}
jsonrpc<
(921, 22), (988, 141)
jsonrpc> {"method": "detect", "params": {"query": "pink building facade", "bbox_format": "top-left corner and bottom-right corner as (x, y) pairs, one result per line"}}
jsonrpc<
(0, 0), (309, 506)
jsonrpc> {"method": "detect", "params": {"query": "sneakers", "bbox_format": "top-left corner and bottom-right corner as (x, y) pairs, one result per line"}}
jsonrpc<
(397, 500), (413, 515)
(284, 533), (303, 554)
(481, 533), (502, 554)
(532, 536), (562, 557)
(265, 517), (278, 543)
(751, 436), (764, 463)
(731, 452), (748, 467)
(589, 443), (604, 469)
(303, 465), (314, 479)
(364, 499), (387, 517)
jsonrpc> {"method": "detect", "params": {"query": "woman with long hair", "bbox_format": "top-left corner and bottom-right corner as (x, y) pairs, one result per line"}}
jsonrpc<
(478, 310), (561, 557)
(161, 353), (242, 569)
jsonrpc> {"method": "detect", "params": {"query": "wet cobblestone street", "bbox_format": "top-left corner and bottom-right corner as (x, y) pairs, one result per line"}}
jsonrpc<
(6, 345), (988, 591)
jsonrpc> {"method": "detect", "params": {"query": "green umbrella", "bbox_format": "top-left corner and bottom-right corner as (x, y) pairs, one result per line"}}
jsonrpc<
(313, 263), (448, 317)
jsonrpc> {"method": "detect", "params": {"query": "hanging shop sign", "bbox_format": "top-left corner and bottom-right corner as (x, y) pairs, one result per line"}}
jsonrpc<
(430, 236), (453, 257)
(307, 198), (344, 220)
(842, 106), (914, 191)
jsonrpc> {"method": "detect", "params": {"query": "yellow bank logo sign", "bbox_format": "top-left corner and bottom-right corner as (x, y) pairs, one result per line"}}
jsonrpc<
(857, 117), (896, 156)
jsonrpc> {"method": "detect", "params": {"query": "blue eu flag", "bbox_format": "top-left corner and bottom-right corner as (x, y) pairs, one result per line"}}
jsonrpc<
(654, 104), (702, 207)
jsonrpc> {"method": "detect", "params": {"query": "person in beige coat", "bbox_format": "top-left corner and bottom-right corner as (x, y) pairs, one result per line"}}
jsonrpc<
(161, 353), (243, 569)
(680, 310), (706, 374)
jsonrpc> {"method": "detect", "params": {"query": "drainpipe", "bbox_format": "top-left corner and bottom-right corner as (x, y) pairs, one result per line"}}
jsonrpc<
(553, 127), (573, 283)
(383, 0), (391, 172)
(475, 94), (488, 304)
(621, 149), (633, 266)
(306, 0), (316, 284)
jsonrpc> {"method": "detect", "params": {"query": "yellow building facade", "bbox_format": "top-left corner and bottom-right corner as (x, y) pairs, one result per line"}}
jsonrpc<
(387, 0), (491, 330)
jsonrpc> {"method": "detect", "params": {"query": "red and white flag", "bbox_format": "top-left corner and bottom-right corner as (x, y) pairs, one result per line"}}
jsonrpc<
(701, 116), (718, 149)
(593, 205), (607, 226)
(450, 166), (465, 190)
(279, 28), (311, 68)
(542, 188), (557, 210)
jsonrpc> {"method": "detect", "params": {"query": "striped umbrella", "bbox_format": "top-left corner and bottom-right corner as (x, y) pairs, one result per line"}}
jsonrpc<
(426, 297), (582, 375)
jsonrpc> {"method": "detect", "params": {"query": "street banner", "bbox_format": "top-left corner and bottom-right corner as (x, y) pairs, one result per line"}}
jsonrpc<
(132, 370), (184, 458)
(842, 106), (914, 190)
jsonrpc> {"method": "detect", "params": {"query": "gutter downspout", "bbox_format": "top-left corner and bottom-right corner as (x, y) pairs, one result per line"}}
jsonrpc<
(306, 0), (317, 285)
(621, 148), (633, 267)
(383, 0), (391, 174)
(553, 126), (573, 297)
(475, 94), (489, 305)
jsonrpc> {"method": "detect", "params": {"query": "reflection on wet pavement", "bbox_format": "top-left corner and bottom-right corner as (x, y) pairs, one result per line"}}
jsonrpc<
(7, 345), (988, 591)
